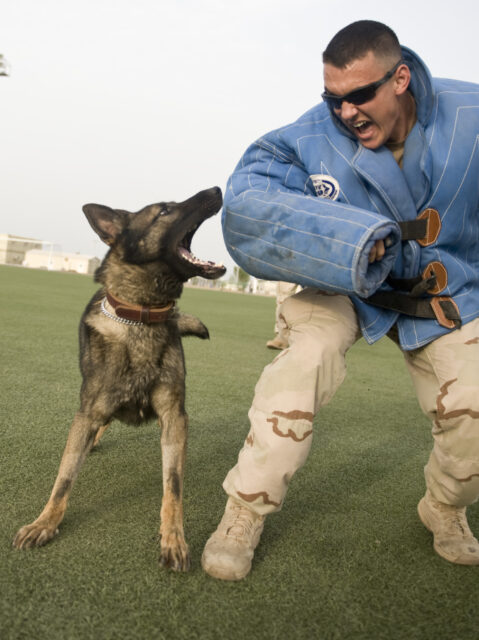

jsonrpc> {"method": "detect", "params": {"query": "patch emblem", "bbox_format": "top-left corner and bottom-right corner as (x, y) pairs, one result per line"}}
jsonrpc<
(310, 174), (340, 200)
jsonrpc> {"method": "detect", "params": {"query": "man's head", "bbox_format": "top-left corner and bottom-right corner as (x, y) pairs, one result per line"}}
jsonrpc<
(322, 21), (413, 150)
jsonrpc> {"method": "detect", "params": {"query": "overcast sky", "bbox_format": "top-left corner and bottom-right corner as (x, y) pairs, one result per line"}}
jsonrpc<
(1, 0), (479, 276)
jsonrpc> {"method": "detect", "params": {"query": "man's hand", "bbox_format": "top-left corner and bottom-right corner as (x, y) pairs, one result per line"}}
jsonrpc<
(368, 239), (386, 263)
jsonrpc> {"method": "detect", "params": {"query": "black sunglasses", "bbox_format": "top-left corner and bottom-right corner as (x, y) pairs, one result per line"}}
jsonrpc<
(322, 59), (403, 110)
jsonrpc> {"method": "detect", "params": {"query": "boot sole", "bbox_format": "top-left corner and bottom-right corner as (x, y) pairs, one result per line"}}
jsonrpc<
(201, 555), (250, 581)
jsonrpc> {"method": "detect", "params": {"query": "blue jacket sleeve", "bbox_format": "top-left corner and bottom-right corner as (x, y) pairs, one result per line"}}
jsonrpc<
(222, 131), (401, 298)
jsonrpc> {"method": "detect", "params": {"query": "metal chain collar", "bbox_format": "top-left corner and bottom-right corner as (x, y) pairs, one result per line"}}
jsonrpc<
(100, 297), (145, 326)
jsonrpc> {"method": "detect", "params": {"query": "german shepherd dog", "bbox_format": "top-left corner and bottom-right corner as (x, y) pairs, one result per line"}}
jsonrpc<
(13, 186), (226, 571)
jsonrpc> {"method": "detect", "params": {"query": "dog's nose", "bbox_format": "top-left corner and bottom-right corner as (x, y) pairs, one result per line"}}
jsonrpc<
(207, 186), (222, 203)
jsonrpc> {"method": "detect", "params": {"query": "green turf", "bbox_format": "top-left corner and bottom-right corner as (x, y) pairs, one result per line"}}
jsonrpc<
(1, 264), (478, 640)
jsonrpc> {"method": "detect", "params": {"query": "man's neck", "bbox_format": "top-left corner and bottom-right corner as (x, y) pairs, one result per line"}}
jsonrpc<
(388, 91), (417, 145)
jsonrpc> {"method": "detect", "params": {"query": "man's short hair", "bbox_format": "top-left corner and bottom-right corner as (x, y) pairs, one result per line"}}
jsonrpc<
(322, 20), (402, 68)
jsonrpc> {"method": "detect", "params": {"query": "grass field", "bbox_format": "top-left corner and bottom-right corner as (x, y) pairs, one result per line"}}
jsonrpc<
(1, 264), (478, 640)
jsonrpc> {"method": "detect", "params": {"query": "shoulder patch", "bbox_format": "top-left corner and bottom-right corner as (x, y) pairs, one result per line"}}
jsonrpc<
(310, 174), (340, 200)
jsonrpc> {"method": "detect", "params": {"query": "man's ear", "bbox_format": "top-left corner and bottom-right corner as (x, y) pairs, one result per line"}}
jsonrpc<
(395, 63), (411, 95)
(82, 204), (125, 246)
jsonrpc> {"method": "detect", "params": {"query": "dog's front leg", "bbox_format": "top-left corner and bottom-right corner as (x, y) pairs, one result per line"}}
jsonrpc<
(154, 385), (190, 572)
(13, 411), (101, 549)
(92, 422), (110, 448)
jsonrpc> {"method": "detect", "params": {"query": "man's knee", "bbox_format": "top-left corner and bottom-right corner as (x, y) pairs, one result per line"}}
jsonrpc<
(280, 288), (358, 351)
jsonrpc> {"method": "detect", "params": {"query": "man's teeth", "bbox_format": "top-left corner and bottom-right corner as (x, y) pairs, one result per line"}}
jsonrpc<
(352, 120), (371, 131)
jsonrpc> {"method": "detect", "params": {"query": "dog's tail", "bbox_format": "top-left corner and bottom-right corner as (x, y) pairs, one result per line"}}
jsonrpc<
(177, 314), (209, 340)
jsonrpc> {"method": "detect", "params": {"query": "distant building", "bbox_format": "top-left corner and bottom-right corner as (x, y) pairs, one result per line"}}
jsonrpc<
(249, 278), (278, 296)
(0, 234), (43, 265)
(221, 277), (278, 296)
(24, 249), (101, 275)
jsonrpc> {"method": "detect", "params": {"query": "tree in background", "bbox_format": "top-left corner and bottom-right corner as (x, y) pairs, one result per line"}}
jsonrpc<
(234, 266), (250, 292)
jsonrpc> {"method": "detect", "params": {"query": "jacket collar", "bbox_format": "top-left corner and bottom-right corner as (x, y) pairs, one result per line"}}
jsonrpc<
(327, 46), (434, 214)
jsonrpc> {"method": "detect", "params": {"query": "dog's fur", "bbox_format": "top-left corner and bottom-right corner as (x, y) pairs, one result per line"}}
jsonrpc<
(13, 187), (225, 571)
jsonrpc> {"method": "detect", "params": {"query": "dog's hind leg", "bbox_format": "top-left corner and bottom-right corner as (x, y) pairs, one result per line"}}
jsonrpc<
(13, 410), (104, 549)
(152, 382), (190, 572)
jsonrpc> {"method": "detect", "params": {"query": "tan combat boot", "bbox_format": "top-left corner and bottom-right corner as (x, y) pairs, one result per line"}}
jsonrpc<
(202, 497), (265, 580)
(266, 335), (288, 350)
(417, 490), (479, 565)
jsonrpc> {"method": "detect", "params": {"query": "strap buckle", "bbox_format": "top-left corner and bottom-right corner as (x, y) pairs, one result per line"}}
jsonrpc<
(398, 209), (441, 246)
(366, 291), (461, 330)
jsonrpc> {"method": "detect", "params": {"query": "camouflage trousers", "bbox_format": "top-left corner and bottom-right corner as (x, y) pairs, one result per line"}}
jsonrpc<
(273, 281), (301, 341)
(223, 287), (479, 514)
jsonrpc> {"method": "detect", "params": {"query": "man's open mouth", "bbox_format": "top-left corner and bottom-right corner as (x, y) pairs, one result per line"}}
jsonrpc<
(351, 120), (372, 135)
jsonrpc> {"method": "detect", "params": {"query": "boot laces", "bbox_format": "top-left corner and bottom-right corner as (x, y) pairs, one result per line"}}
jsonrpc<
(451, 511), (468, 537)
(225, 503), (256, 538)
(436, 501), (470, 537)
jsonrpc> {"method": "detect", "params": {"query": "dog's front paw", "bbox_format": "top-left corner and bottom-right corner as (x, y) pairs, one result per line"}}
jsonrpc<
(159, 533), (191, 572)
(177, 314), (209, 340)
(12, 522), (59, 550)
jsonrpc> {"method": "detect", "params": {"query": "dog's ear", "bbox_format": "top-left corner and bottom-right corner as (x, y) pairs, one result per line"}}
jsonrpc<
(82, 204), (125, 246)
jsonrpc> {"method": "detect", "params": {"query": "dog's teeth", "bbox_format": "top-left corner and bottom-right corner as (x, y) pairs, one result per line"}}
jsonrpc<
(178, 246), (224, 273)
(179, 247), (200, 265)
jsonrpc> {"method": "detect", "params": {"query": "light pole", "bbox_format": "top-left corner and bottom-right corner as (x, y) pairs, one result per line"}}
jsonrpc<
(0, 55), (10, 76)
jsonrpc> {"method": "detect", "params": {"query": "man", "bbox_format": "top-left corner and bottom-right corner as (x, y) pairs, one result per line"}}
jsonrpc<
(202, 20), (479, 580)
(266, 281), (300, 350)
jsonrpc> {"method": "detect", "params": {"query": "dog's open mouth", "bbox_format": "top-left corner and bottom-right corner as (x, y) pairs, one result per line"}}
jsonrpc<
(177, 224), (226, 279)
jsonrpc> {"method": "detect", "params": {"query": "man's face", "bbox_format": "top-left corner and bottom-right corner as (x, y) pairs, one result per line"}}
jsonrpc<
(323, 51), (408, 149)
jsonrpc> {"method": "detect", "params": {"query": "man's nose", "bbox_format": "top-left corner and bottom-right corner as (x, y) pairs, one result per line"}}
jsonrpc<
(337, 101), (359, 120)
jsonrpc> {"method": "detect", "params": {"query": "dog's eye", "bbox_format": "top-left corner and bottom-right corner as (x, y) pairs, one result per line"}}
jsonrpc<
(159, 207), (169, 216)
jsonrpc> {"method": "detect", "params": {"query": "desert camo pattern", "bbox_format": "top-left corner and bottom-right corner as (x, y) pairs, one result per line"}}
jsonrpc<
(223, 288), (479, 514)
(404, 320), (479, 507)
